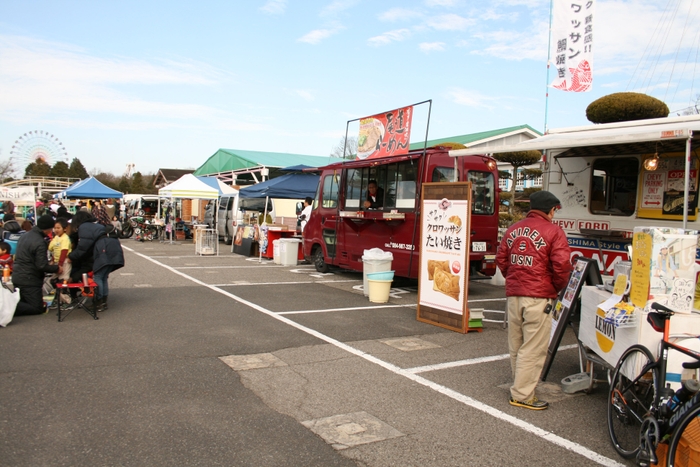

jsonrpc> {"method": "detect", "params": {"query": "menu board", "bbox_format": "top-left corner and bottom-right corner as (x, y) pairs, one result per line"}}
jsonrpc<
(417, 182), (475, 333)
(541, 257), (602, 380)
(638, 154), (699, 220)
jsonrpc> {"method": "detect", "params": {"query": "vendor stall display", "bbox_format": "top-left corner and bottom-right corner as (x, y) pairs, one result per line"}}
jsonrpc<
(630, 227), (698, 313)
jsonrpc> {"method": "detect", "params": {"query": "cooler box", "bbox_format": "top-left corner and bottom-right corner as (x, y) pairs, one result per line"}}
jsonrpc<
(273, 240), (281, 264)
(280, 238), (301, 266)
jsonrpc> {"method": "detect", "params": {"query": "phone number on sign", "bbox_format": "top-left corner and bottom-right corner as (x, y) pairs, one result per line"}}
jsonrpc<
(385, 242), (415, 251)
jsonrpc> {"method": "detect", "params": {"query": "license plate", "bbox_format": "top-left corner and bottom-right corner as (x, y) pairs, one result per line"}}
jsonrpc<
(472, 242), (486, 252)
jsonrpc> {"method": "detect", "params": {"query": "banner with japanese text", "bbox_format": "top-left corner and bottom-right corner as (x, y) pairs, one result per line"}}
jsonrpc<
(418, 197), (468, 315)
(356, 106), (412, 160)
(550, 0), (595, 92)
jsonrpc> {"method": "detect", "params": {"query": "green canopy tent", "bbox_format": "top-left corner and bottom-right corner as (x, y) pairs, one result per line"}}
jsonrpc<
(193, 149), (343, 183)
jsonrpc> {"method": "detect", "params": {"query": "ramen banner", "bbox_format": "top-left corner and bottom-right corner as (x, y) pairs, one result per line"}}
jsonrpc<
(356, 105), (413, 160)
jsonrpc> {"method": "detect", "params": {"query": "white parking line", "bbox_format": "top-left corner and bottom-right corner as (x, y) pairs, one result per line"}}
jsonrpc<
(123, 245), (623, 467)
(211, 280), (360, 287)
(279, 305), (406, 315)
(405, 344), (578, 374)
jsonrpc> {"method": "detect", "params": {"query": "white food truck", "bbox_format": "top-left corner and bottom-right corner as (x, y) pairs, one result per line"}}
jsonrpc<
(450, 114), (700, 275)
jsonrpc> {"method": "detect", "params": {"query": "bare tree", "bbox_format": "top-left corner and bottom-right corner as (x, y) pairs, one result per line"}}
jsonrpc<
(331, 136), (358, 159)
(681, 94), (700, 115)
(493, 150), (543, 216)
(0, 156), (15, 183)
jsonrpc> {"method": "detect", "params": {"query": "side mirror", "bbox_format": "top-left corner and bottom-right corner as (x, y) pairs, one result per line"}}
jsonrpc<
(295, 202), (303, 215)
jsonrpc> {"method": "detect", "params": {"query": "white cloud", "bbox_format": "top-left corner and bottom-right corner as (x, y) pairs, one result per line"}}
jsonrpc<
(378, 8), (423, 22)
(367, 29), (412, 47)
(426, 14), (474, 31)
(320, 0), (358, 17)
(446, 88), (499, 110)
(259, 0), (287, 15)
(419, 42), (446, 53)
(297, 24), (344, 44)
(0, 36), (221, 86)
(425, 0), (458, 7)
(295, 89), (315, 101)
(0, 35), (250, 128)
(471, 26), (548, 61)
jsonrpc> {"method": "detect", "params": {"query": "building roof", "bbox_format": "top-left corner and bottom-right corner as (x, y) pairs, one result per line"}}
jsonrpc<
(153, 168), (195, 188)
(409, 124), (542, 150)
(193, 149), (344, 181)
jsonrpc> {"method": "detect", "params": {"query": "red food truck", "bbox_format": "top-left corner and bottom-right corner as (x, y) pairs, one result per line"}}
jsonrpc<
(302, 146), (500, 278)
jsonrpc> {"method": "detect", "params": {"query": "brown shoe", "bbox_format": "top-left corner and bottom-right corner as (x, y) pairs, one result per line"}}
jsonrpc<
(509, 397), (548, 410)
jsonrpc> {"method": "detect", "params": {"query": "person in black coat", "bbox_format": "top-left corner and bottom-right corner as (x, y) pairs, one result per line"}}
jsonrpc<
(67, 211), (124, 311)
(92, 228), (124, 311)
(67, 212), (97, 275)
(12, 215), (60, 316)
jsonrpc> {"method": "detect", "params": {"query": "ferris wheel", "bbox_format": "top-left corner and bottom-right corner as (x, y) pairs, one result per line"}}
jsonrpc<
(9, 130), (69, 168)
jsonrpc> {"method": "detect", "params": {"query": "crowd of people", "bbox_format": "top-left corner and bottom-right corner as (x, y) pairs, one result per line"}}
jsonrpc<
(1, 198), (125, 317)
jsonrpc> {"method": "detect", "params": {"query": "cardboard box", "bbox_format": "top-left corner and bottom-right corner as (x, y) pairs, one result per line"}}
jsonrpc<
(630, 227), (698, 313)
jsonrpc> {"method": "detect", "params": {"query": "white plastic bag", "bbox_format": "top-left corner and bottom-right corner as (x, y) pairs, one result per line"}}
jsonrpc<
(0, 284), (20, 327)
(362, 248), (393, 262)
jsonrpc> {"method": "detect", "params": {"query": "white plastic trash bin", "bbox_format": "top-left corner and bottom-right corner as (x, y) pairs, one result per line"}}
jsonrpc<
(273, 240), (281, 264)
(280, 238), (301, 266)
(362, 248), (393, 296)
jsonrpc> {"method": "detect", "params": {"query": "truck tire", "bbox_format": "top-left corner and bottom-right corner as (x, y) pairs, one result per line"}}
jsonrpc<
(313, 248), (329, 273)
(224, 228), (232, 245)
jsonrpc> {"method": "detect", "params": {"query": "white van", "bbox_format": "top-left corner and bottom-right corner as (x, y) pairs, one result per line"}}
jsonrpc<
(215, 195), (275, 244)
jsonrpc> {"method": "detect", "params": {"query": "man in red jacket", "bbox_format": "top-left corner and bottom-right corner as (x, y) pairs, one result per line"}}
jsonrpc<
(496, 190), (571, 410)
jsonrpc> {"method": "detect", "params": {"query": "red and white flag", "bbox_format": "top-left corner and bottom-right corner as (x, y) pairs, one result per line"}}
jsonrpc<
(550, 0), (595, 92)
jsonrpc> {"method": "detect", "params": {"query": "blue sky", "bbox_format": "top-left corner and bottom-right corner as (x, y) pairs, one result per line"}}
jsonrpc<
(0, 0), (698, 177)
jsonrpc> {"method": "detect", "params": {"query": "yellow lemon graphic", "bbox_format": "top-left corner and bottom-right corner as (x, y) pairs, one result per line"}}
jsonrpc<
(595, 308), (615, 353)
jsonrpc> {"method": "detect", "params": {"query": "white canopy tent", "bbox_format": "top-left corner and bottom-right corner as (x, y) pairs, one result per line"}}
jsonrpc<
(158, 174), (220, 245)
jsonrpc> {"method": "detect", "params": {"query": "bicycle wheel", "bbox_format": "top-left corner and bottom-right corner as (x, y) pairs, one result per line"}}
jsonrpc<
(608, 344), (658, 459)
(668, 403), (700, 467)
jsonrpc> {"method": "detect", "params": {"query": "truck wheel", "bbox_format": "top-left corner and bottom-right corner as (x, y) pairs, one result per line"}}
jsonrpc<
(313, 248), (329, 273)
(224, 228), (232, 245)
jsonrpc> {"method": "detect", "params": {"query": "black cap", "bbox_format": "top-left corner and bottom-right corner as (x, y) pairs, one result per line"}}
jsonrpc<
(37, 215), (55, 230)
(530, 190), (561, 213)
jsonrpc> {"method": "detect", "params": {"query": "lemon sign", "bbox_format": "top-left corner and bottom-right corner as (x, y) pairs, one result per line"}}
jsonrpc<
(595, 308), (615, 352)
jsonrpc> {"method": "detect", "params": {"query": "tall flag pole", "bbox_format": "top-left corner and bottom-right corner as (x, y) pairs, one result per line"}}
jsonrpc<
(550, 0), (595, 93)
(544, 0), (554, 134)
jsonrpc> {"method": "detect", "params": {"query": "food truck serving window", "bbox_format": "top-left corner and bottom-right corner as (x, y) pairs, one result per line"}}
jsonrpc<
(432, 167), (495, 215)
(589, 157), (638, 216)
(344, 161), (418, 210)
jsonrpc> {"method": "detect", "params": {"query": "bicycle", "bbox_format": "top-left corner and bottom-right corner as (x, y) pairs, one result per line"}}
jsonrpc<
(607, 302), (700, 466)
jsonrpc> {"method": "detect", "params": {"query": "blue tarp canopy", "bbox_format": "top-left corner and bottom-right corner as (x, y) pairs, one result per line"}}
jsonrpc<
(53, 177), (123, 199)
(238, 173), (319, 200)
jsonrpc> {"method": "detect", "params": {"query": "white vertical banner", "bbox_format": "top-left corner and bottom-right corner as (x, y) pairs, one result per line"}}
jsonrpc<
(550, 0), (595, 92)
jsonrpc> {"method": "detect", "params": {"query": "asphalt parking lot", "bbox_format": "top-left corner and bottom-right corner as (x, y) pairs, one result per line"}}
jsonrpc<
(1, 239), (633, 466)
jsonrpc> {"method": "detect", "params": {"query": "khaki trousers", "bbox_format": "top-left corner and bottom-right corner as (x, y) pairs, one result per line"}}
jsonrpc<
(507, 296), (552, 402)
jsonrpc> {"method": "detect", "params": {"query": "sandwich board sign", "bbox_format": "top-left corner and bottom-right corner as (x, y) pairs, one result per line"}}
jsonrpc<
(417, 182), (479, 333)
